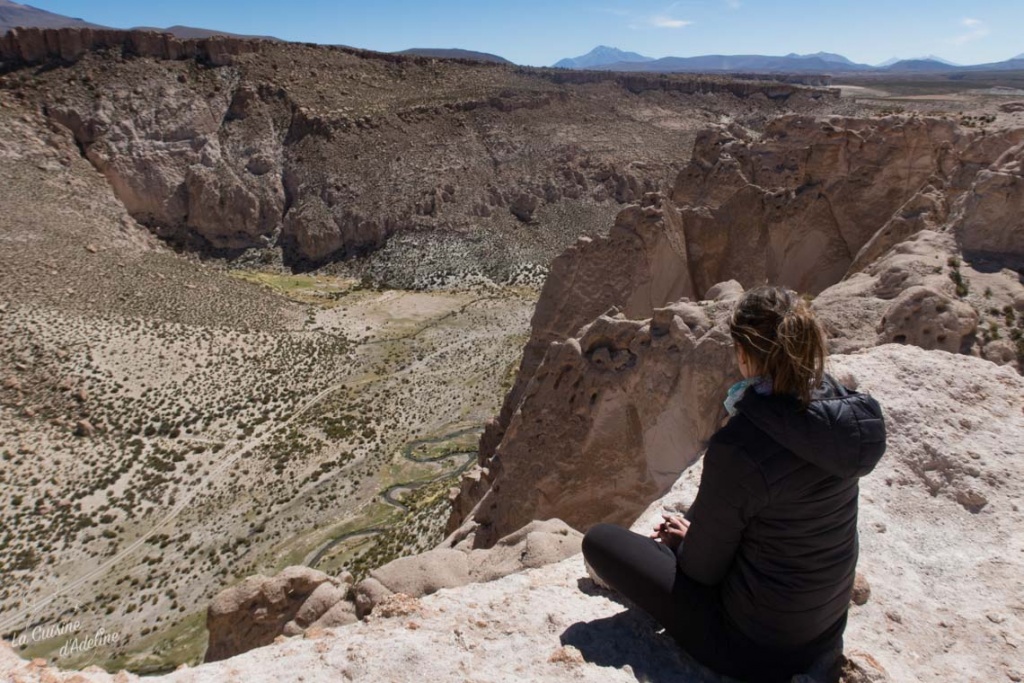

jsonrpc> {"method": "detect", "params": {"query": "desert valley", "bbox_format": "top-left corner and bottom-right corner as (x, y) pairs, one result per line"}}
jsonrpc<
(0, 8), (1023, 683)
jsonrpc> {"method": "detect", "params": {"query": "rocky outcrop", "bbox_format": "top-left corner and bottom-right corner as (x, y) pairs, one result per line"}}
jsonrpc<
(471, 193), (699, 505)
(355, 518), (582, 616)
(952, 140), (1024, 264)
(0, 27), (266, 67)
(457, 115), (1024, 541)
(203, 519), (581, 659)
(875, 285), (978, 352)
(672, 116), (1023, 295)
(205, 566), (353, 662)
(450, 298), (737, 547)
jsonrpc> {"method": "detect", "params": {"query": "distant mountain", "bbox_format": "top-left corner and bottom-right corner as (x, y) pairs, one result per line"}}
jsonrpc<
(554, 46), (653, 69)
(786, 51), (856, 65)
(592, 53), (876, 73)
(132, 25), (279, 41)
(396, 48), (511, 64)
(1015, 53), (1024, 60)
(879, 55), (958, 68)
(882, 58), (959, 72)
(0, 0), (106, 32)
(553, 48), (1024, 74)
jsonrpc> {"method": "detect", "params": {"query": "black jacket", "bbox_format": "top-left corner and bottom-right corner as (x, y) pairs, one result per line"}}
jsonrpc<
(677, 375), (886, 649)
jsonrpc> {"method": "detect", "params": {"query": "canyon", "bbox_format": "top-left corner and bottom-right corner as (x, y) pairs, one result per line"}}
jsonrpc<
(1, 27), (1023, 682)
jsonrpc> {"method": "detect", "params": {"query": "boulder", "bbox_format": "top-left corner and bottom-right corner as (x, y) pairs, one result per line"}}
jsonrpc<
(204, 566), (343, 662)
(451, 298), (737, 547)
(953, 141), (1024, 264)
(357, 519), (582, 616)
(310, 599), (358, 629)
(876, 286), (978, 353)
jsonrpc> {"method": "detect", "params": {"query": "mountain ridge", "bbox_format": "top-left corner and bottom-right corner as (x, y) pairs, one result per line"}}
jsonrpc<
(554, 45), (1024, 74)
(0, 2), (276, 40)
(554, 45), (653, 69)
(0, 0), (104, 31)
(396, 48), (511, 64)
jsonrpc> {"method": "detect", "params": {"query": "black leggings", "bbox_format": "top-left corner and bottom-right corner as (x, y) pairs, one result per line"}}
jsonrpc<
(582, 523), (843, 683)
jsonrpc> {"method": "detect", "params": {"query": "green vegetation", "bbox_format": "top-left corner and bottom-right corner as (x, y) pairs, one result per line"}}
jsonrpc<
(947, 256), (969, 298)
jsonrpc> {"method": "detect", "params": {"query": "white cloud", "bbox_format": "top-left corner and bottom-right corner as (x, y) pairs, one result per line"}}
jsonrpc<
(651, 15), (692, 28)
(952, 17), (989, 46)
(724, 0), (742, 9)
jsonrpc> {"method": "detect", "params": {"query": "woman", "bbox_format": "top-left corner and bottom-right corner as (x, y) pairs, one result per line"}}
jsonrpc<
(582, 286), (887, 683)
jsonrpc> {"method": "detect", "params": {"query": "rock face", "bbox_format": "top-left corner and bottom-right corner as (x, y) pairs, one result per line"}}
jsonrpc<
(671, 116), (1023, 296)
(470, 194), (702, 517)
(205, 566), (352, 662)
(455, 115), (1024, 543)
(0, 27), (266, 67)
(5, 344), (1021, 683)
(203, 565), (356, 663)
(450, 298), (738, 547)
(952, 139), (1024, 264)
(2, 29), (828, 275)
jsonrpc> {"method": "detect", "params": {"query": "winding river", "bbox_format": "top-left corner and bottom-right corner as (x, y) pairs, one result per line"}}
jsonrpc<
(304, 426), (481, 569)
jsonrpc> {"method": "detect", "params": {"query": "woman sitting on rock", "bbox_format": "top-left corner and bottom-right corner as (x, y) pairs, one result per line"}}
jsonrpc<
(582, 285), (887, 683)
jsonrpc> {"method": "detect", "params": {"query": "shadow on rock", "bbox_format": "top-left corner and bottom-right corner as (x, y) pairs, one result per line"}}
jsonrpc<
(560, 610), (719, 682)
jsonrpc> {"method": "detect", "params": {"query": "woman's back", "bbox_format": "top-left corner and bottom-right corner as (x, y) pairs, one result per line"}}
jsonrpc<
(680, 375), (886, 649)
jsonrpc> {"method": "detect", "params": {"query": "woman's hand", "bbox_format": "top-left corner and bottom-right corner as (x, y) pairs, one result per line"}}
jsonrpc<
(650, 514), (690, 552)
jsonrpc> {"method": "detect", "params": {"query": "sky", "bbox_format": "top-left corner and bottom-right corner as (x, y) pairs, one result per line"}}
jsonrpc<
(25, 0), (1024, 67)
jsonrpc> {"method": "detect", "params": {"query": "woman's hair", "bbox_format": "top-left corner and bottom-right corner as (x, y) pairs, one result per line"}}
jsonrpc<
(729, 286), (827, 407)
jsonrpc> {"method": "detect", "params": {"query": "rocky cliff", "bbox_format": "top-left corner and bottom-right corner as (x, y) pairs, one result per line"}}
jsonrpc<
(452, 114), (1024, 544)
(0, 29), (836, 280)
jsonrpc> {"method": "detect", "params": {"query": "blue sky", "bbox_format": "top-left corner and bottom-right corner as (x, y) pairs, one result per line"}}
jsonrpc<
(27, 0), (1024, 67)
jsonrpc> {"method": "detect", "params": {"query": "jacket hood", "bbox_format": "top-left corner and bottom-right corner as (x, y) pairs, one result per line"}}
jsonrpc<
(736, 374), (887, 479)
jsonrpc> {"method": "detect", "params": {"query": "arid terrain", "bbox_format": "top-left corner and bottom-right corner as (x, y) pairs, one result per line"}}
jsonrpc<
(2, 27), (1024, 682)
(0, 29), (843, 672)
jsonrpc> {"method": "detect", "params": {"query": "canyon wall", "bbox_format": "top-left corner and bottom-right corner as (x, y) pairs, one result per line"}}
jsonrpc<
(452, 114), (1024, 544)
(1, 29), (835, 277)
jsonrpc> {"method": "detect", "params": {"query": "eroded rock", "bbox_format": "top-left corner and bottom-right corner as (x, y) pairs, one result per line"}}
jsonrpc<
(205, 566), (348, 662)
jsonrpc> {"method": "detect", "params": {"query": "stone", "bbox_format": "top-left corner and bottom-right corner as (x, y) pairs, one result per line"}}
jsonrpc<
(953, 141), (1024, 264)
(352, 577), (393, 619)
(509, 192), (539, 222)
(876, 286), (978, 353)
(204, 566), (339, 662)
(704, 280), (744, 302)
(310, 599), (358, 629)
(851, 573), (871, 606)
(838, 651), (891, 682)
(73, 419), (94, 437)
(293, 581), (350, 627)
(368, 549), (471, 601)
